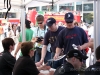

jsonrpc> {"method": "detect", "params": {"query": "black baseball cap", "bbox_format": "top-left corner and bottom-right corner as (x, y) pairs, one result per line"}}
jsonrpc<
(64, 12), (74, 23)
(66, 49), (88, 61)
(46, 17), (56, 26)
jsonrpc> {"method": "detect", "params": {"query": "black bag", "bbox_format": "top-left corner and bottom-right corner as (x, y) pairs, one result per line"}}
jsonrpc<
(36, 47), (42, 55)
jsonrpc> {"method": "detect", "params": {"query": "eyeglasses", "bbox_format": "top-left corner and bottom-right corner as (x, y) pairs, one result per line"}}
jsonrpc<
(38, 22), (43, 24)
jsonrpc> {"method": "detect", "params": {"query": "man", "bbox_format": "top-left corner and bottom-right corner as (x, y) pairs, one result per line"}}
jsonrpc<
(54, 12), (89, 74)
(54, 49), (88, 75)
(39, 17), (65, 69)
(32, 15), (51, 63)
(85, 46), (100, 75)
(0, 38), (16, 75)
(14, 19), (33, 58)
(54, 12), (88, 59)
(13, 41), (52, 75)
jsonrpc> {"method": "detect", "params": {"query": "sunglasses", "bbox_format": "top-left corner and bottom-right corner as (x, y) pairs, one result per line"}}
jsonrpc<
(66, 21), (73, 23)
(76, 57), (83, 62)
(30, 47), (36, 51)
(38, 22), (43, 24)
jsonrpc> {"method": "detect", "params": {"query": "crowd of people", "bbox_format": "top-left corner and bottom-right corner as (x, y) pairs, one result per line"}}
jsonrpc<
(0, 12), (97, 75)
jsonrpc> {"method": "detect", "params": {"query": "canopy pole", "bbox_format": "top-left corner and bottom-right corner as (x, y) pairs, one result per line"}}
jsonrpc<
(94, 0), (100, 63)
(21, 0), (26, 42)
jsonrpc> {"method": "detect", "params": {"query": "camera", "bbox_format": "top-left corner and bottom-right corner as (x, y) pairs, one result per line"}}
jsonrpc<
(36, 36), (43, 43)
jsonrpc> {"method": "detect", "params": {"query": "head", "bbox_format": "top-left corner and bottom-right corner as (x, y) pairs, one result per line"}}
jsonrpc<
(46, 17), (57, 32)
(36, 15), (45, 28)
(74, 21), (79, 26)
(21, 42), (35, 57)
(95, 45), (100, 60)
(66, 50), (88, 69)
(12, 24), (17, 30)
(25, 19), (31, 29)
(64, 12), (74, 28)
(2, 38), (15, 52)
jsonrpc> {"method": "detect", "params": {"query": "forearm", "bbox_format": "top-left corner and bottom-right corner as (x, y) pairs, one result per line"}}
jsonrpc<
(14, 42), (22, 55)
(41, 45), (47, 60)
(89, 38), (94, 49)
(55, 47), (62, 56)
(31, 37), (36, 43)
(81, 43), (89, 50)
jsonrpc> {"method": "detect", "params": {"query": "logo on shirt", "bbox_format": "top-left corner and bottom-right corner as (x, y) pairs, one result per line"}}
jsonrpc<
(66, 34), (77, 39)
(49, 36), (57, 43)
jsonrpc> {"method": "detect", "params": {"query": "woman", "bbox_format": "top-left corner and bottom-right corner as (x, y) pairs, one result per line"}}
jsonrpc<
(8, 24), (19, 44)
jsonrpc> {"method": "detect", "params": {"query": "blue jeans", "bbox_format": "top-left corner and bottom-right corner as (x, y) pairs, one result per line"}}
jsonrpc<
(35, 50), (51, 64)
(48, 52), (65, 69)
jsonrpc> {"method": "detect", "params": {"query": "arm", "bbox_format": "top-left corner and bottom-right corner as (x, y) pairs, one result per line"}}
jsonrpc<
(89, 38), (94, 49)
(40, 45), (47, 64)
(78, 28), (89, 50)
(14, 42), (22, 57)
(54, 47), (62, 59)
(54, 30), (64, 59)
(80, 43), (89, 50)
(39, 32), (49, 63)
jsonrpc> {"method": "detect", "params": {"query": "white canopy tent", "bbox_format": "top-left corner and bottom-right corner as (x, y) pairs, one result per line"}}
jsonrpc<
(0, 0), (99, 63)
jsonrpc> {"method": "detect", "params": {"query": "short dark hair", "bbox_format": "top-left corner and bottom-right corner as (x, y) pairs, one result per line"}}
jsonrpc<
(36, 15), (44, 22)
(95, 45), (100, 60)
(21, 42), (34, 56)
(25, 19), (31, 29)
(2, 38), (15, 51)
(74, 22), (79, 26)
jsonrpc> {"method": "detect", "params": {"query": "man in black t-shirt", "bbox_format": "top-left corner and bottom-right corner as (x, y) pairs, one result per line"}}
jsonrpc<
(39, 18), (64, 69)
(13, 42), (52, 75)
(85, 45), (100, 75)
(0, 38), (16, 75)
(54, 49), (88, 75)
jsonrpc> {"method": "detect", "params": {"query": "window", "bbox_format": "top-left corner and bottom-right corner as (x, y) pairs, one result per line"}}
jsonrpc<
(83, 13), (93, 24)
(8, 13), (16, 18)
(59, 3), (74, 11)
(42, 5), (57, 12)
(0, 12), (3, 18)
(76, 2), (82, 11)
(0, 12), (16, 18)
(83, 3), (93, 11)
(28, 7), (39, 11)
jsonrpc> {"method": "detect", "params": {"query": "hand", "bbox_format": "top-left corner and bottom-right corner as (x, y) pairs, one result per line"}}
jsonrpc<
(77, 45), (83, 50)
(36, 62), (42, 67)
(14, 54), (17, 58)
(35, 37), (38, 42)
(53, 53), (59, 60)
(39, 59), (44, 65)
(38, 40), (44, 44)
(49, 71), (55, 75)
(40, 64), (51, 70)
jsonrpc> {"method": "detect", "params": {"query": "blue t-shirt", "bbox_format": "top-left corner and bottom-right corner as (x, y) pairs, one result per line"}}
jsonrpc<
(44, 26), (64, 52)
(56, 26), (88, 54)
